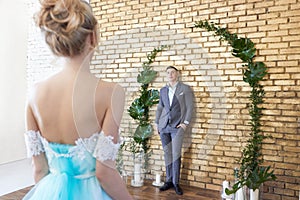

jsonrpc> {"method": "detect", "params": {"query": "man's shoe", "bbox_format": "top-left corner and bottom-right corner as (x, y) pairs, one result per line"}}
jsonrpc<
(159, 182), (174, 191)
(174, 184), (183, 195)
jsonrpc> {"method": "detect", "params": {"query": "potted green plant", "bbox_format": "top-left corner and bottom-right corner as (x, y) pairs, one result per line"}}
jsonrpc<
(127, 45), (168, 186)
(194, 21), (276, 199)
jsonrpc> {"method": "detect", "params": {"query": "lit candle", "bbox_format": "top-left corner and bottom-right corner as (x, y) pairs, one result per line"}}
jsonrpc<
(155, 173), (161, 184)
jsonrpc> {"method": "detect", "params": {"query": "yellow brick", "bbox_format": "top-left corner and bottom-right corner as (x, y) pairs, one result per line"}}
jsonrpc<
(238, 15), (257, 22)
(265, 56), (286, 62)
(269, 5), (289, 12)
(286, 67), (300, 73)
(247, 7), (266, 15)
(290, 41), (300, 47)
(247, 20), (266, 27)
(259, 24), (279, 31)
(278, 61), (298, 66)
(206, 184), (221, 191)
(159, 0), (175, 5)
(255, 1), (275, 8)
(264, 155), (284, 162)
(275, 0), (297, 5)
(280, 22), (300, 30)
(268, 42), (288, 48)
(228, 0), (246, 5)
(259, 49), (279, 55)
(247, 31), (266, 38)
(282, 98), (300, 104)
(210, 12), (227, 19)
(280, 10), (300, 17)
(270, 74), (291, 79)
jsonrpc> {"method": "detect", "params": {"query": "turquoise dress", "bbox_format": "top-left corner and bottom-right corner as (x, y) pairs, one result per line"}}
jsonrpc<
(23, 130), (120, 200)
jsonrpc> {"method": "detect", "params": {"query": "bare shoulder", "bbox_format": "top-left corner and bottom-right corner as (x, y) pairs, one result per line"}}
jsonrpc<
(27, 72), (61, 107)
(27, 80), (46, 105)
(96, 80), (125, 97)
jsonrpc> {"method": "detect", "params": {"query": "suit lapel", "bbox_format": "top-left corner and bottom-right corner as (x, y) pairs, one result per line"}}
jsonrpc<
(174, 82), (182, 97)
(164, 86), (170, 109)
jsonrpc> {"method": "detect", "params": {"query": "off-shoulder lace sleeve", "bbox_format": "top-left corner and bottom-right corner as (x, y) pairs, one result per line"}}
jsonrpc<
(24, 130), (45, 157)
(93, 132), (120, 162)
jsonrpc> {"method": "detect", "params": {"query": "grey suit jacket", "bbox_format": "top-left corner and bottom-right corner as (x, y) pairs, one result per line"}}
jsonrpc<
(155, 82), (194, 133)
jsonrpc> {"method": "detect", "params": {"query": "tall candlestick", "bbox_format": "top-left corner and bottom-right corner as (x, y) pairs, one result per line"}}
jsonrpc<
(155, 173), (161, 184)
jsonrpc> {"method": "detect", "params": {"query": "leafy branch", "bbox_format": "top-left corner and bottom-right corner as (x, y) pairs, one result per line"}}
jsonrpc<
(128, 45), (169, 157)
(194, 20), (276, 193)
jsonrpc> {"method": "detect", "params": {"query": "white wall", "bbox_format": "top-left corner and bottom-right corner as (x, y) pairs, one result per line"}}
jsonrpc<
(0, 1), (28, 164)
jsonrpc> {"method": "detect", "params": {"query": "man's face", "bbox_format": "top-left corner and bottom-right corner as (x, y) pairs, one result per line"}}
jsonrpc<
(166, 68), (178, 82)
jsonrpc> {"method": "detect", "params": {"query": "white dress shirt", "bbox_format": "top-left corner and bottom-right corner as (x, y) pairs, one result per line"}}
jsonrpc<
(168, 82), (178, 106)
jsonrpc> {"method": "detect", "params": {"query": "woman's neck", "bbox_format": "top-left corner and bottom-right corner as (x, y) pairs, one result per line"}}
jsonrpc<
(63, 50), (93, 73)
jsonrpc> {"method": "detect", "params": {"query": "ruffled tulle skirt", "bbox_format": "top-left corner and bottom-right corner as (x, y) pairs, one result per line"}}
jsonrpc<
(22, 172), (112, 200)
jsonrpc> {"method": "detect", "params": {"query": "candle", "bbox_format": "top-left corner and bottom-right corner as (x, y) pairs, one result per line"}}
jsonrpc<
(134, 163), (141, 183)
(134, 163), (141, 173)
(222, 180), (229, 194)
(155, 174), (161, 184)
(236, 187), (244, 200)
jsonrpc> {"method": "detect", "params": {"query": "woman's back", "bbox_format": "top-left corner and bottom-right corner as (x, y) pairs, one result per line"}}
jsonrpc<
(30, 67), (108, 144)
(24, 66), (126, 200)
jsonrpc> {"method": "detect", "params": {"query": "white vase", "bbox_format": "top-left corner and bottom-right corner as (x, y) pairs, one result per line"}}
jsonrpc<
(250, 189), (259, 200)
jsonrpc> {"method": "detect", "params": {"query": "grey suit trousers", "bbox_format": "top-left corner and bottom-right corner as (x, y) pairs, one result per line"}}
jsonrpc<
(159, 125), (185, 185)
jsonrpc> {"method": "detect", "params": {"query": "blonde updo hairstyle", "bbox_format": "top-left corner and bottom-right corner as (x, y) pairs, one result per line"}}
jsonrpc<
(36, 0), (98, 57)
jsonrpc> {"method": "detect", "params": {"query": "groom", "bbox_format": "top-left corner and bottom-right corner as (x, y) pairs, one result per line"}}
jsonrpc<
(155, 66), (194, 195)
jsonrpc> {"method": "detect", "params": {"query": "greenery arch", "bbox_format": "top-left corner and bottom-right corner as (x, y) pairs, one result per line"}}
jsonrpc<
(194, 20), (276, 193)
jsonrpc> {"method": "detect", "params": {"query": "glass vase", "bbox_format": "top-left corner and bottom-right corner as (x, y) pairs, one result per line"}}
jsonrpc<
(242, 185), (262, 200)
(131, 152), (144, 187)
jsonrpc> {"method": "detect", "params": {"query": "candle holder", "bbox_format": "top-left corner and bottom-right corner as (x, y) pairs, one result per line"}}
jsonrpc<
(152, 173), (164, 187)
(131, 152), (144, 187)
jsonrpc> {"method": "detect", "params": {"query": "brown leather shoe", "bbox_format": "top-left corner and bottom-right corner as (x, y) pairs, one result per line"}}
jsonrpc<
(174, 184), (183, 195)
(159, 182), (174, 191)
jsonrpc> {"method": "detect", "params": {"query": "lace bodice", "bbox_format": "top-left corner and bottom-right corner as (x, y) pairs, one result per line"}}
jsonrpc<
(24, 130), (120, 162)
(23, 131), (116, 200)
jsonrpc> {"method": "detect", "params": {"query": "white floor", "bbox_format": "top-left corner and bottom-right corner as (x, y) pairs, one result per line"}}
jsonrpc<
(0, 158), (34, 196)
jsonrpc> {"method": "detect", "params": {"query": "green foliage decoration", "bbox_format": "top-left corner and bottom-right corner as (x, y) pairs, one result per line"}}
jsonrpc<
(127, 45), (168, 158)
(194, 20), (276, 194)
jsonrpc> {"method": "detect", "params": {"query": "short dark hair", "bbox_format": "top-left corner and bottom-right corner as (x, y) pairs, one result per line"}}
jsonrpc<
(166, 66), (178, 71)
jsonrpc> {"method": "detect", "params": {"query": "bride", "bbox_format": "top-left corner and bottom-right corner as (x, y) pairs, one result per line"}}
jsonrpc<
(23, 0), (133, 199)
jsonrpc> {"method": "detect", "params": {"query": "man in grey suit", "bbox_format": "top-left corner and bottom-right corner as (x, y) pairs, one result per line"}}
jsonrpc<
(155, 66), (194, 195)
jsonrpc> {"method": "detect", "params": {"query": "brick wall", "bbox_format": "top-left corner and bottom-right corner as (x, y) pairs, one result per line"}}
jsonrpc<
(27, 0), (62, 86)
(27, 0), (300, 199)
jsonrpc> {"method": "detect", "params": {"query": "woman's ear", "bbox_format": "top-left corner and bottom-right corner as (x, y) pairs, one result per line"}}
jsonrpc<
(91, 28), (98, 48)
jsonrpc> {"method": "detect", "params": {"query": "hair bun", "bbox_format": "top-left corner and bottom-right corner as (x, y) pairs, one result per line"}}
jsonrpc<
(38, 0), (82, 34)
(36, 0), (97, 57)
